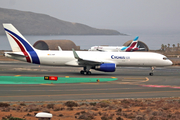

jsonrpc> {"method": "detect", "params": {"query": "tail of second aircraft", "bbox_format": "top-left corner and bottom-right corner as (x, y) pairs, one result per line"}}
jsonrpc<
(121, 36), (139, 52)
(128, 36), (139, 48)
(3, 24), (40, 64)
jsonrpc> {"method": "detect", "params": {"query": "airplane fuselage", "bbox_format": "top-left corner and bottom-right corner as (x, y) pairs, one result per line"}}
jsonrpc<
(3, 24), (172, 75)
(5, 50), (172, 67)
(88, 46), (144, 52)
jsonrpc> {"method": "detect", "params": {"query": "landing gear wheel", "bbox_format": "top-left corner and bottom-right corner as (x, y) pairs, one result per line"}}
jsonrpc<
(149, 73), (153, 76)
(80, 66), (92, 75)
(80, 70), (91, 75)
(80, 70), (84, 74)
(87, 71), (91, 75)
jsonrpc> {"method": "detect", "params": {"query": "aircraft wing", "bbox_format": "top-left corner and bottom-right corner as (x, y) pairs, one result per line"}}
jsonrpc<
(78, 58), (102, 65)
(72, 49), (103, 66)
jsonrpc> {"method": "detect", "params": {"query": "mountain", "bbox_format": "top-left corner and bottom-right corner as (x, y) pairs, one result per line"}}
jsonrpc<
(0, 8), (122, 35)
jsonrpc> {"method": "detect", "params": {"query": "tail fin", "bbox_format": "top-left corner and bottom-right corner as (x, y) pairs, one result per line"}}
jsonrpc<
(3, 23), (40, 64)
(128, 36), (139, 48)
(3, 24), (35, 52)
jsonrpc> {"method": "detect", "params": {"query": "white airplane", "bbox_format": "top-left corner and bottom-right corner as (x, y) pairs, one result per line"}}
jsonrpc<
(88, 36), (145, 52)
(3, 24), (172, 76)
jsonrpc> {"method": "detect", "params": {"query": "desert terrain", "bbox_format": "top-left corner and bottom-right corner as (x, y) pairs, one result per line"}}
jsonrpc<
(1, 98), (180, 120)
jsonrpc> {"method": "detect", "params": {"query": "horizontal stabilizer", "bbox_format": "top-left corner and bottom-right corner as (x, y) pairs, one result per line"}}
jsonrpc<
(6, 53), (26, 57)
(138, 48), (145, 50)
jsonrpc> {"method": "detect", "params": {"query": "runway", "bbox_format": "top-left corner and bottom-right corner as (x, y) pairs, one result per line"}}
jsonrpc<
(0, 61), (180, 101)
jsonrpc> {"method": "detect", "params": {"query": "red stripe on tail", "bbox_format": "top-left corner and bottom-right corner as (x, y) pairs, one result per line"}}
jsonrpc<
(129, 42), (137, 47)
(8, 33), (31, 63)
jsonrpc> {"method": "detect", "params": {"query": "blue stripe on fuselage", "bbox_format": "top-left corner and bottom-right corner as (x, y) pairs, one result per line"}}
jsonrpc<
(5, 28), (40, 64)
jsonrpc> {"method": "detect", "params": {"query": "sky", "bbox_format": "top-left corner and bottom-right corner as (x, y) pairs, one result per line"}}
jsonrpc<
(0, 0), (180, 32)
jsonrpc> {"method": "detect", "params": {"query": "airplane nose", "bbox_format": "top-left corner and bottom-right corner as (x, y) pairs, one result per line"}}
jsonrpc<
(169, 60), (173, 66)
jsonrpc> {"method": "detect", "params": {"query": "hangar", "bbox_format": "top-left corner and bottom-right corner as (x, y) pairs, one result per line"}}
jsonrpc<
(33, 39), (149, 51)
(33, 40), (80, 50)
(123, 40), (149, 51)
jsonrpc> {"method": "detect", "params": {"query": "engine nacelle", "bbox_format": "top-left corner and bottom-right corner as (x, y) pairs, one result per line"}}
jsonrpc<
(94, 63), (116, 72)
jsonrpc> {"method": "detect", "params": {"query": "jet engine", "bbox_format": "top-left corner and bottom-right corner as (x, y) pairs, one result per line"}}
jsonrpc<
(94, 63), (116, 72)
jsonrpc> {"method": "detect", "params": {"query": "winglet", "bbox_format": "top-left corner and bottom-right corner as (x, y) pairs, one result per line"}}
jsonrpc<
(72, 48), (80, 59)
(58, 46), (62, 51)
(133, 36), (139, 41)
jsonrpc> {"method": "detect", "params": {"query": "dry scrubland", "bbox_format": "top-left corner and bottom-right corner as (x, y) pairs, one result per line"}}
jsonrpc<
(0, 98), (180, 120)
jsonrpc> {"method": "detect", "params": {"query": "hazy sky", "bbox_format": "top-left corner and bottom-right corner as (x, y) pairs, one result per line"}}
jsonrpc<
(0, 0), (180, 31)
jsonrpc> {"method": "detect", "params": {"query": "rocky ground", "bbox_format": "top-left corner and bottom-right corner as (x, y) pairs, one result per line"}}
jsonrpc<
(0, 98), (180, 120)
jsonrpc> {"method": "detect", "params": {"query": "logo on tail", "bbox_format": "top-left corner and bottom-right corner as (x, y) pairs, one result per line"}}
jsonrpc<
(121, 36), (139, 52)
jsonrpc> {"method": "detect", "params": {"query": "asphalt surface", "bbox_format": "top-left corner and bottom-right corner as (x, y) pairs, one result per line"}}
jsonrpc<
(0, 61), (180, 101)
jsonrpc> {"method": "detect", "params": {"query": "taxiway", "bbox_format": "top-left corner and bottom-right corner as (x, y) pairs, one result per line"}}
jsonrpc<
(0, 61), (179, 101)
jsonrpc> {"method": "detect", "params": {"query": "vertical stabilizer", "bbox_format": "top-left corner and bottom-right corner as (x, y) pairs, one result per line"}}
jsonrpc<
(3, 23), (40, 64)
(3, 24), (34, 52)
(128, 36), (139, 48)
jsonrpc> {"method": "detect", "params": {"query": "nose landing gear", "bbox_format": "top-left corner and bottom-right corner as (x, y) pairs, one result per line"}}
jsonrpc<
(149, 66), (155, 76)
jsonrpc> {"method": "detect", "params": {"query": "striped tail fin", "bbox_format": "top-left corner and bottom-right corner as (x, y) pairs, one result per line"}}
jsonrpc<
(128, 36), (139, 48)
(3, 23), (40, 64)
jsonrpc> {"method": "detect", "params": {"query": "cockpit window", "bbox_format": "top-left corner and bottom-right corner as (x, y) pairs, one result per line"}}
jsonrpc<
(163, 57), (168, 60)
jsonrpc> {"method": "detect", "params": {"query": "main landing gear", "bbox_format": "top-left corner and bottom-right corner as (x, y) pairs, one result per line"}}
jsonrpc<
(80, 66), (92, 75)
(149, 66), (155, 76)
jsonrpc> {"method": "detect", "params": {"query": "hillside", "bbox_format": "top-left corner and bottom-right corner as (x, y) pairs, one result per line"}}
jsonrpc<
(0, 8), (121, 35)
